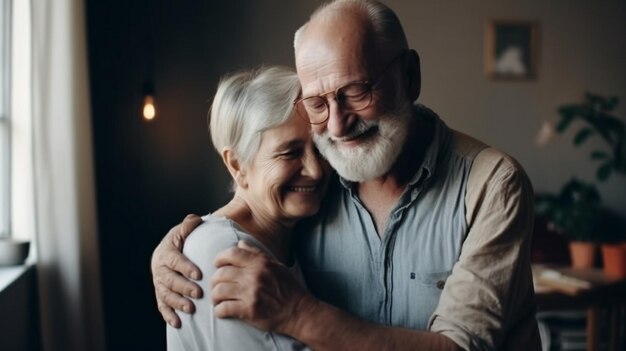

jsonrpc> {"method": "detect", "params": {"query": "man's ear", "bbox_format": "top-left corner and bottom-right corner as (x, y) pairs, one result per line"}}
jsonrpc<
(221, 147), (248, 188)
(405, 49), (421, 102)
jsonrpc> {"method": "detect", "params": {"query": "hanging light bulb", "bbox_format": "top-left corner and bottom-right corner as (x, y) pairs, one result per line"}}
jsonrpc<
(143, 95), (156, 120)
(142, 82), (156, 121)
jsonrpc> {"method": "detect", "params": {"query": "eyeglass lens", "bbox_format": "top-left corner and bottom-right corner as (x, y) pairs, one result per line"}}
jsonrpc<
(295, 82), (373, 124)
(294, 50), (405, 124)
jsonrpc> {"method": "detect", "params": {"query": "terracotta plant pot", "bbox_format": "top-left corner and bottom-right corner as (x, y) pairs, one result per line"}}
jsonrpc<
(569, 241), (597, 269)
(601, 242), (626, 278)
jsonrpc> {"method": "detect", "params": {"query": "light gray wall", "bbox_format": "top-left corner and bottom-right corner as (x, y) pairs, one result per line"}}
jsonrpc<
(380, 0), (626, 215)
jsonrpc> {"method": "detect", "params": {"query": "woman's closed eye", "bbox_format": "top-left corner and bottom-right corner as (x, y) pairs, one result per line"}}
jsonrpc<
(277, 148), (304, 160)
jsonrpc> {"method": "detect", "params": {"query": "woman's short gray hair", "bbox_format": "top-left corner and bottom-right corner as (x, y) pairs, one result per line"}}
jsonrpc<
(209, 66), (301, 165)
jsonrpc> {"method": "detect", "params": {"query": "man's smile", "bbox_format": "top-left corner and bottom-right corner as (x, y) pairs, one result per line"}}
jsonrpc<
(332, 125), (379, 147)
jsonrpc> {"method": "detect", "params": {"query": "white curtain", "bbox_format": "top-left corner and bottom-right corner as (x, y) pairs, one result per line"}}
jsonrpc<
(30, 0), (105, 350)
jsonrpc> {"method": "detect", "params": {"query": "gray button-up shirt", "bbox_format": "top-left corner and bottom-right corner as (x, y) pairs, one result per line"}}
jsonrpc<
(294, 105), (541, 350)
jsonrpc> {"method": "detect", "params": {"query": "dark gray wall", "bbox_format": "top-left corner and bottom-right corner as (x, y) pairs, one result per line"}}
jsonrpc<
(0, 266), (41, 351)
(86, 1), (626, 349)
(87, 1), (318, 350)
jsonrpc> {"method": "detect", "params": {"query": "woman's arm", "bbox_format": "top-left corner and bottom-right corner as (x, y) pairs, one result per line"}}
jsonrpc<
(166, 218), (309, 351)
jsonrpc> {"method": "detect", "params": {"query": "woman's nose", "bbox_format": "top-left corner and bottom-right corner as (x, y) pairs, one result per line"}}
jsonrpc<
(301, 148), (323, 180)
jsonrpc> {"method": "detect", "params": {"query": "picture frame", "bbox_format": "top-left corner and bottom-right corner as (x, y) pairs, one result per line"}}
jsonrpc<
(485, 20), (539, 80)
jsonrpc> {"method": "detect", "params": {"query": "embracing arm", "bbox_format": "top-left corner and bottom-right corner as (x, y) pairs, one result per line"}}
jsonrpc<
(168, 221), (309, 351)
(211, 149), (539, 351)
(212, 242), (461, 351)
(285, 296), (462, 351)
(151, 214), (204, 327)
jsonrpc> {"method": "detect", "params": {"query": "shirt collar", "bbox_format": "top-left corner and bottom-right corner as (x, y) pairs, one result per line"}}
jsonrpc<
(407, 104), (451, 186)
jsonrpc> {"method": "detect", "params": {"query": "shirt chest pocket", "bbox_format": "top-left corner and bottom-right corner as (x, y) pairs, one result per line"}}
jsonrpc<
(392, 270), (452, 329)
(412, 270), (451, 290)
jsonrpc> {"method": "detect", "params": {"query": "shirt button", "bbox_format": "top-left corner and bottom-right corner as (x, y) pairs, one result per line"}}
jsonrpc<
(436, 280), (445, 289)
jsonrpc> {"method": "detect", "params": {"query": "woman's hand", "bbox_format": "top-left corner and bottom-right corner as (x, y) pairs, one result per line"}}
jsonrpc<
(151, 214), (204, 327)
(211, 240), (312, 334)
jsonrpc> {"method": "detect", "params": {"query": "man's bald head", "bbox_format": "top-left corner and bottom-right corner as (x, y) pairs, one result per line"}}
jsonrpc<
(294, 0), (409, 65)
(292, 0), (422, 182)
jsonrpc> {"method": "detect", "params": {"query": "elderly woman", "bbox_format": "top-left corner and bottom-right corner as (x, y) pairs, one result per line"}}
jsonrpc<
(166, 66), (328, 350)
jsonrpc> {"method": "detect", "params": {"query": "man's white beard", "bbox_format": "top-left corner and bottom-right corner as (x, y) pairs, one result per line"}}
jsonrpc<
(313, 100), (413, 182)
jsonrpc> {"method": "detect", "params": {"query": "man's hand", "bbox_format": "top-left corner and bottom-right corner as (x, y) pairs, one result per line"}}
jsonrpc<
(210, 241), (462, 350)
(211, 240), (311, 334)
(151, 214), (204, 328)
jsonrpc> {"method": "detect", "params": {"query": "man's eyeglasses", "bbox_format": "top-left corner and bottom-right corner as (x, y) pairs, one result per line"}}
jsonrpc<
(294, 50), (406, 125)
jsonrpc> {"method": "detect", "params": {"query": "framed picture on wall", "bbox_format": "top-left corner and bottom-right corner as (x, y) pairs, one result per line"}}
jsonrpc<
(485, 20), (539, 80)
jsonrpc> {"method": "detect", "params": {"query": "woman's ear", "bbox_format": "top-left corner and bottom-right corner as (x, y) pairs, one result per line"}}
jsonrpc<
(221, 148), (248, 188)
(405, 49), (421, 102)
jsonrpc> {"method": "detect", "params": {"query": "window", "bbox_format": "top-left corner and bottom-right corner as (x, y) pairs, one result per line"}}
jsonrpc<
(0, 0), (35, 244)
(7, 0), (34, 245)
(0, 0), (11, 239)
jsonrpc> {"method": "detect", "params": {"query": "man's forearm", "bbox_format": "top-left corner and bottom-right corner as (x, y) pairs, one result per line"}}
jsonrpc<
(284, 296), (462, 351)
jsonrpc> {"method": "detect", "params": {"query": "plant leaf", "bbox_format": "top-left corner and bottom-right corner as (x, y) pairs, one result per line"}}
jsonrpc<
(615, 140), (626, 176)
(584, 92), (618, 112)
(597, 162), (613, 182)
(590, 150), (608, 160)
(573, 128), (593, 146)
(556, 112), (575, 133)
(602, 96), (619, 111)
(597, 112), (625, 131)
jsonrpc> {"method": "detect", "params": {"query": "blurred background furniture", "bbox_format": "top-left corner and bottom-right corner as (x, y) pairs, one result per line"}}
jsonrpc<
(534, 264), (626, 351)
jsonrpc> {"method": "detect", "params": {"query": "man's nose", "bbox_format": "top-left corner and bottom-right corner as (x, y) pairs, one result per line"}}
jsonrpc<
(326, 98), (354, 138)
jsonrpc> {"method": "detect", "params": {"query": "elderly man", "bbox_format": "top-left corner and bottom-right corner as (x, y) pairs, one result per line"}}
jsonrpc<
(151, 1), (541, 350)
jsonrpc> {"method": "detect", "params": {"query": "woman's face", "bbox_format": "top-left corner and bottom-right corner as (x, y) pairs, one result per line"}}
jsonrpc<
(243, 114), (330, 222)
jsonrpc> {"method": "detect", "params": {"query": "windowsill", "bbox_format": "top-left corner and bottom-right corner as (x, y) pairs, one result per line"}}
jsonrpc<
(0, 264), (31, 293)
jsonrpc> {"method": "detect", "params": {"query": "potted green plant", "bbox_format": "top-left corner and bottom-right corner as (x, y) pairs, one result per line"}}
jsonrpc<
(535, 178), (604, 267)
(536, 92), (626, 271)
(556, 92), (626, 181)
